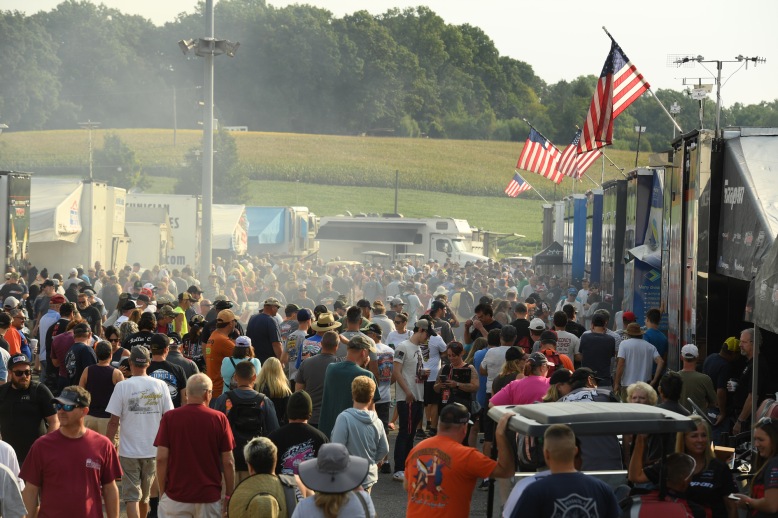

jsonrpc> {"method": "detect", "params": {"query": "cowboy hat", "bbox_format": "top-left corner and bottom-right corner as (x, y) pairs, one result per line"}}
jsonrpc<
(311, 312), (342, 332)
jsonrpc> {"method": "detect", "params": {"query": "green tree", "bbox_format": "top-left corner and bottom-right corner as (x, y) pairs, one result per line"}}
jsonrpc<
(0, 12), (61, 129)
(93, 133), (148, 190)
(176, 129), (248, 204)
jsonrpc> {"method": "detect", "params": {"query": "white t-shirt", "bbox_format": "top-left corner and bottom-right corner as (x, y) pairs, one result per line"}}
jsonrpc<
(617, 338), (660, 387)
(375, 342), (394, 403)
(0, 439), (21, 488)
(393, 339), (425, 401)
(105, 375), (173, 458)
(421, 335), (448, 380)
(482, 346), (511, 394)
(554, 330), (580, 359)
(386, 330), (412, 348)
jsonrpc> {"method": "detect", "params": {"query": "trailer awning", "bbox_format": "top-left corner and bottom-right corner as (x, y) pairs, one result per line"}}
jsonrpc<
(245, 207), (286, 245)
(533, 241), (563, 265)
(716, 130), (778, 281)
(30, 178), (83, 243)
(213, 204), (248, 254)
(316, 222), (420, 244)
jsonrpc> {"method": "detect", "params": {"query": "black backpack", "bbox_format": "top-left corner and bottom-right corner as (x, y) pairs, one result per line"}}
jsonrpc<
(226, 391), (267, 442)
(459, 290), (474, 316)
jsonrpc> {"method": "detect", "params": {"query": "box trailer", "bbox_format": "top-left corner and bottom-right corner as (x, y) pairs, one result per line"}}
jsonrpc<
(315, 216), (488, 264)
(244, 206), (318, 258)
(30, 178), (127, 276)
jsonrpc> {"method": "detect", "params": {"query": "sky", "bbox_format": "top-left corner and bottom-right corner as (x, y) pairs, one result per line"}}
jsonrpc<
(7, 0), (778, 106)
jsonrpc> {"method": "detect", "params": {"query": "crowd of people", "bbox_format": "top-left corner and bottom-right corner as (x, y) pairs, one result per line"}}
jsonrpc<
(0, 256), (772, 517)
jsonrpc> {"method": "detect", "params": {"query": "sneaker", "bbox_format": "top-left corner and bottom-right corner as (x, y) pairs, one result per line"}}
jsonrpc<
(392, 471), (405, 482)
(415, 429), (428, 439)
(380, 463), (392, 474)
(478, 479), (490, 491)
(427, 428), (437, 437)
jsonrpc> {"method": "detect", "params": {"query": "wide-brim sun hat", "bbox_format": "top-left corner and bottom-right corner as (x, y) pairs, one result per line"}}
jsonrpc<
(297, 443), (369, 493)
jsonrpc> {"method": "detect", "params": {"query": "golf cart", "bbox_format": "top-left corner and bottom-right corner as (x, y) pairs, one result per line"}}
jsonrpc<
(487, 402), (697, 517)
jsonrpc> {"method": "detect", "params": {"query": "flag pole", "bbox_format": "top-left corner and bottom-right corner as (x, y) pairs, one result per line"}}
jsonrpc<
(601, 26), (683, 135)
(525, 178), (550, 204)
(583, 173), (601, 187)
(601, 151), (628, 178)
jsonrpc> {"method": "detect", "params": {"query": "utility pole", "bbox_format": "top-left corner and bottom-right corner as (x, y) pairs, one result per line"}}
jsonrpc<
(78, 120), (101, 180)
(173, 87), (177, 147)
(634, 125), (646, 167)
(394, 170), (399, 215)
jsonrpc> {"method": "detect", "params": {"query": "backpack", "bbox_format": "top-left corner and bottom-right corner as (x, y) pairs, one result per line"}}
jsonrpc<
(541, 349), (562, 376)
(459, 290), (474, 316)
(228, 357), (249, 391)
(226, 390), (267, 442)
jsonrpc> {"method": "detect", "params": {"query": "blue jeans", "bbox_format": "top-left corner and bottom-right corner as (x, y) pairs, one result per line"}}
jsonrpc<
(394, 400), (423, 472)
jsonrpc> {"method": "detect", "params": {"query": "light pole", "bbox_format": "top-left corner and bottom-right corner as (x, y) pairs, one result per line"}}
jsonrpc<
(670, 102), (681, 139)
(634, 126), (646, 167)
(78, 120), (101, 180)
(178, 0), (239, 282)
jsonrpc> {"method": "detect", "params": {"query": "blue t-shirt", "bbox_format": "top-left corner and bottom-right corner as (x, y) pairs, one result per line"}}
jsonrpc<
(511, 471), (620, 518)
(246, 313), (282, 364)
(473, 348), (488, 407)
(643, 328), (668, 375)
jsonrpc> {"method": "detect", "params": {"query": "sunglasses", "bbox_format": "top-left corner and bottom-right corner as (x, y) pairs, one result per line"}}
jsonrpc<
(394, 320), (406, 324)
(109, 338), (120, 343)
(12, 370), (31, 377)
(759, 417), (775, 427)
(54, 402), (81, 412)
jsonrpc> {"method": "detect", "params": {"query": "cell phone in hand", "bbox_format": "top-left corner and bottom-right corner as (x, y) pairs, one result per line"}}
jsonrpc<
(727, 494), (740, 501)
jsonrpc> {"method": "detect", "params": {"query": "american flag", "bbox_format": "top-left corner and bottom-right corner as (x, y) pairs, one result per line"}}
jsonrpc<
(558, 130), (602, 179)
(578, 38), (650, 153)
(517, 128), (563, 184)
(504, 172), (532, 197)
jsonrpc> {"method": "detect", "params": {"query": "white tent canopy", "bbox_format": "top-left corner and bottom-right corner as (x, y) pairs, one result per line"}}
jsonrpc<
(212, 204), (247, 254)
(30, 178), (83, 243)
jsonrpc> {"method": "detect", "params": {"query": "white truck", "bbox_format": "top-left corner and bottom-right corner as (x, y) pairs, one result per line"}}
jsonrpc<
(315, 215), (488, 264)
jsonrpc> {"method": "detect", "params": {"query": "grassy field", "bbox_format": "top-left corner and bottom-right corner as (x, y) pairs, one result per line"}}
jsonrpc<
(1, 128), (645, 254)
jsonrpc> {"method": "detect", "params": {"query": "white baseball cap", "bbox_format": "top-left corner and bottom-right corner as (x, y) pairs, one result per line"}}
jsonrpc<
(681, 344), (699, 359)
(529, 318), (546, 331)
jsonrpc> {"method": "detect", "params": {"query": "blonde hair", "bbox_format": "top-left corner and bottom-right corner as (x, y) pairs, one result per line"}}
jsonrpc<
(351, 375), (376, 404)
(256, 357), (292, 399)
(464, 337), (488, 364)
(626, 382), (658, 405)
(676, 414), (714, 466)
(314, 493), (349, 518)
(542, 383), (563, 403)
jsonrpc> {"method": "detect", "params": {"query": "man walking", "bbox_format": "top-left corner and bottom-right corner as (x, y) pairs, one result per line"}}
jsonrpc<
(246, 298), (283, 364)
(20, 386), (122, 518)
(0, 354), (59, 463)
(294, 330), (341, 428)
(613, 323), (664, 398)
(106, 346), (173, 518)
(678, 344), (717, 413)
(392, 319), (436, 482)
(155, 373), (236, 517)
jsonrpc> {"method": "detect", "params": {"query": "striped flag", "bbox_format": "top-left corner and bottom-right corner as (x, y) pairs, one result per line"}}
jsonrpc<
(558, 130), (603, 179)
(578, 38), (650, 153)
(504, 172), (532, 197)
(517, 128), (563, 184)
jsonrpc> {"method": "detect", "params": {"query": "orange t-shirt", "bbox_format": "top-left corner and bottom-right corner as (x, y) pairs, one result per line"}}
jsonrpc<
(205, 332), (234, 394)
(405, 434), (496, 518)
(3, 328), (21, 356)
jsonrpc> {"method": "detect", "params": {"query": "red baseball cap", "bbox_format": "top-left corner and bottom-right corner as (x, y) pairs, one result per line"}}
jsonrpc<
(622, 311), (637, 322)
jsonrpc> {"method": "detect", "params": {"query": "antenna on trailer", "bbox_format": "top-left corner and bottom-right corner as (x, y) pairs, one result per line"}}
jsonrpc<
(666, 53), (767, 137)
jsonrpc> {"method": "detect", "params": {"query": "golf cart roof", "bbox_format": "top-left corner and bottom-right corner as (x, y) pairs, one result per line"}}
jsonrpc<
(488, 402), (696, 437)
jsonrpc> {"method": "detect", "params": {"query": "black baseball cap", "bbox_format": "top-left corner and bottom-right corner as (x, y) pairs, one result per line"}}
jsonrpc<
(439, 403), (473, 425)
(7, 353), (30, 371)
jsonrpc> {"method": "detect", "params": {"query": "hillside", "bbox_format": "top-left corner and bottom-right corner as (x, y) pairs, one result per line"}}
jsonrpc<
(0, 129), (646, 254)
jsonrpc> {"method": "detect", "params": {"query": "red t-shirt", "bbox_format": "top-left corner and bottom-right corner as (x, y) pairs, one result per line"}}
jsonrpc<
(51, 331), (75, 377)
(19, 428), (122, 518)
(154, 404), (235, 503)
(405, 435), (496, 518)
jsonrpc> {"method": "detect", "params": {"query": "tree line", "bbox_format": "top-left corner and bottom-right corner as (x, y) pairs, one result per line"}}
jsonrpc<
(2, 0), (777, 155)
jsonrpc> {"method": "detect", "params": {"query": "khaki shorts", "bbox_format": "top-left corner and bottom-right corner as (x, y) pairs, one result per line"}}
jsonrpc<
(119, 456), (156, 503)
(159, 494), (221, 518)
(84, 415), (118, 447)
